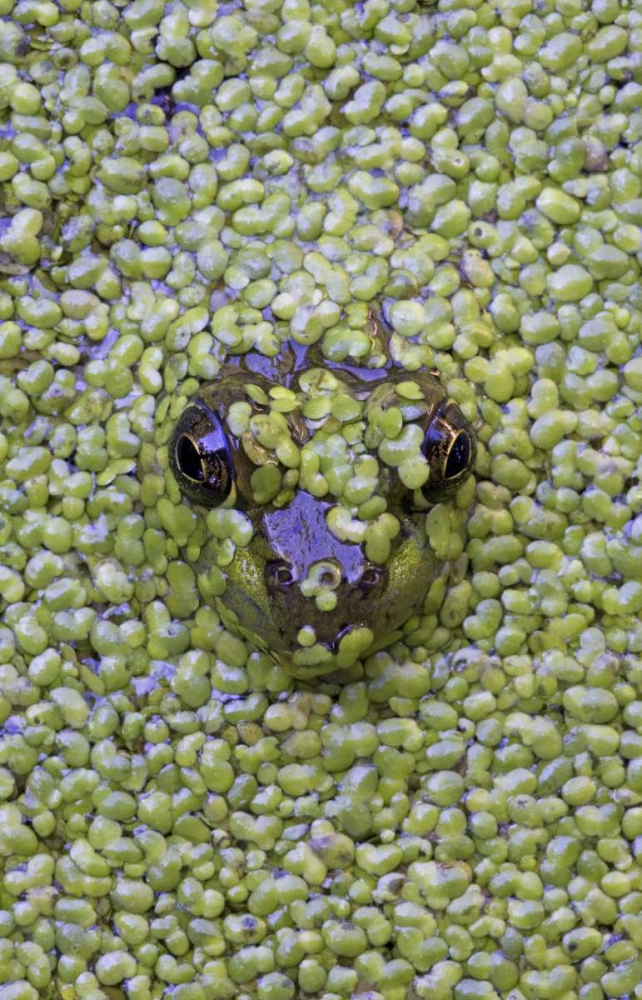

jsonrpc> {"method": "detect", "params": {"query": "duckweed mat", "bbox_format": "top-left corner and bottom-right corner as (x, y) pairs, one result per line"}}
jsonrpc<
(2, 0), (642, 998)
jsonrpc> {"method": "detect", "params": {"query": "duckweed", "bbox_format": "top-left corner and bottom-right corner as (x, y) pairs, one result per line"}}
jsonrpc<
(3, 0), (642, 998)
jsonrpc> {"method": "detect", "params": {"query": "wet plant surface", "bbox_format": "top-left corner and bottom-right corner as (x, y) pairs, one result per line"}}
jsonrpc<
(2, 1), (642, 998)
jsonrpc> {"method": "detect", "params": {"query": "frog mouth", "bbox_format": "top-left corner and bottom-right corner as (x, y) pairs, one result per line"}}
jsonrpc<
(271, 625), (375, 680)
(215, 584), (379, 678)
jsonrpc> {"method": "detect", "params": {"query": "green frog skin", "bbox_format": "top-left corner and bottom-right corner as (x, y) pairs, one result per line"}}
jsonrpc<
(169, 342), (476, 679)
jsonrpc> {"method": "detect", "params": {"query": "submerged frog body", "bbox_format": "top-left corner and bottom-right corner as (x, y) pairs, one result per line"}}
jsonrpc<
(169, 347), (476, 679)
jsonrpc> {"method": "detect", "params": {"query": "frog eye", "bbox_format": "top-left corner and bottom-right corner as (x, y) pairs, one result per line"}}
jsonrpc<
(420, 402), (476, 501)
(444, 430), (472, 479)
(169, 403), (235, 508)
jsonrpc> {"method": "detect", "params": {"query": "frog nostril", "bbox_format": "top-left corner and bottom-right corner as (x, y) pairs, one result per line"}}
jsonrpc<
(266, 560), (295, 590)
(361, 566), (383, 589)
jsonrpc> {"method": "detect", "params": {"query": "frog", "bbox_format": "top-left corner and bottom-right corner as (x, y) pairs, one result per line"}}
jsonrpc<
(168, 319), (476, 680)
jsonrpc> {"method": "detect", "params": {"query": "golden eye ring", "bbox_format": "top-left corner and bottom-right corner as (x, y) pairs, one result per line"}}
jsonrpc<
(175, 432), (206, 483)
(442, 430), (472, 481)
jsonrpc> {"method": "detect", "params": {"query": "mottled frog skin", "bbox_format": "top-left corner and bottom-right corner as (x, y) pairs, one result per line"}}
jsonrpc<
(169, 333), (476, 679)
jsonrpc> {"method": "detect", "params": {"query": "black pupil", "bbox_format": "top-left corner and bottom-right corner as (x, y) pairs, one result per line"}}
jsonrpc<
(177, 435), (204, 482)
(445, 433), (470, 479)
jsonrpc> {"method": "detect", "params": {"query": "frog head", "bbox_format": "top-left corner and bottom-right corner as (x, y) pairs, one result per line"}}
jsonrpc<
(169, 363), (476, 679)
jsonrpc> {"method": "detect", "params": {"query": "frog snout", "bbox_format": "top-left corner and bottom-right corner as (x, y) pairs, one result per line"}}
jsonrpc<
(215, 490), (435, 658)
(262, 492), (374, 588)
(258, 492), (390, 645)
(262, 553), (389, 648)
(266, 555), (386, 608)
